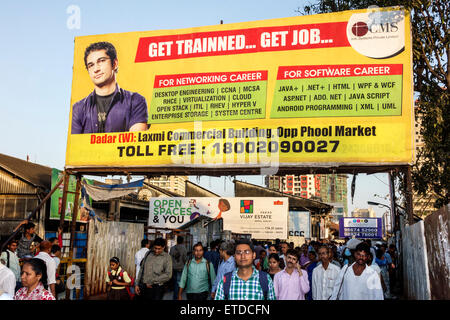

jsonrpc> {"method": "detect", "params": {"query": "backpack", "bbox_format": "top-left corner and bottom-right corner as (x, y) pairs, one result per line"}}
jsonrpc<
(185, 258), (212, 291)
(223, 270), (269, 300)
(107, 268), (135, 299)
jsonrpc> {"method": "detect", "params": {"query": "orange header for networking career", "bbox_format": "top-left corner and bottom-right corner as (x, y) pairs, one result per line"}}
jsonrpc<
(65, 7), (414, 173)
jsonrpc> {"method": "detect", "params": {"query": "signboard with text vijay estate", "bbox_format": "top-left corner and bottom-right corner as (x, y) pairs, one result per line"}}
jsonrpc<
(149, 197), (288, 239)
(339, 217), (383, 238)
(65, 7), (413, 172)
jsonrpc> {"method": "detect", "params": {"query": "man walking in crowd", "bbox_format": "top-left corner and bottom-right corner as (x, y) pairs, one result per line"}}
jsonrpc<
(329, 244), (342, 267)
(170, 236), (187, 300)
(299, 244), (310, 267)
(71, 41), (148, 134)
(375, 248), (394, 299)
(211, 241), (235, 299)
(255, 250), (268, 272)
(135, 238), (172, 300)
(0, 258), (16, 299)
(178, 242), (216, 301)
(135, 239), (150, 282)
(50, 245), (64, 296)
(388, 244), (398, 293)
(274, 249), (309, 300)
(305, 250), (318, 300)
(312, 245), (341, 300)
(215, 239), (276, 300)
(365, 239), (377, 264)
(1, 240), (21, 292)
(330, 242), (383, 300)
(279, 242), (289, 267)
(35, 240), (57, 299)
(14, 221), (43, 259)
(253, 240), (265, 262)
(204, 240), (220, 274)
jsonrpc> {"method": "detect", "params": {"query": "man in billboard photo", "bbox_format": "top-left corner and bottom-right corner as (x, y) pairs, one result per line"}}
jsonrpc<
(71, 41), (148, 134)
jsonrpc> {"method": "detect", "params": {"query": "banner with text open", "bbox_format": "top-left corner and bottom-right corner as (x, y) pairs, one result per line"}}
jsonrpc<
(65, 7), (414, 172)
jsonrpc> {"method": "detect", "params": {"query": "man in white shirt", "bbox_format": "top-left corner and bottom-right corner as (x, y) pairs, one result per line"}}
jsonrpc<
(330, 242), (383, 300)
(312, 245), (341, 300)
(135, 239), (150, 279)
(0, 240), (21, 291)
(35, 240), (57, 299)
(0, 261), (16, 297)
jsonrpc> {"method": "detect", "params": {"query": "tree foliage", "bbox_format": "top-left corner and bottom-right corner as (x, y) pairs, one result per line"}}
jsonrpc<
(298, 0), (449, 208)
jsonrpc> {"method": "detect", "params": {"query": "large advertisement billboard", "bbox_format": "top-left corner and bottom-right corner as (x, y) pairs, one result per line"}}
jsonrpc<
(65, 7), (413, 172)
(149, 197), (288, 239)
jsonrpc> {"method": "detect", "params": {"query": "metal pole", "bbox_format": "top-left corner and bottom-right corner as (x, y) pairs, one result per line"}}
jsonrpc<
(388, 172), (399, 232)
(65, 174), (82, 300)
(404, 166), (414, 225)
(59, 171), (70, 229)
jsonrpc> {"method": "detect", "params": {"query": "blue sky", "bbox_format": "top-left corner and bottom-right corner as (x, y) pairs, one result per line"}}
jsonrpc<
(0, 1), (392, 217)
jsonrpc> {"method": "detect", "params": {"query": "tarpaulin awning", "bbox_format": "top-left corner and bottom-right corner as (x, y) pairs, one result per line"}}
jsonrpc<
(83, 179), (144, 201)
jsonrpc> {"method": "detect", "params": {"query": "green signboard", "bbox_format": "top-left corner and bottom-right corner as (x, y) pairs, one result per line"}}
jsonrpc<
(49, 169), (93, 223)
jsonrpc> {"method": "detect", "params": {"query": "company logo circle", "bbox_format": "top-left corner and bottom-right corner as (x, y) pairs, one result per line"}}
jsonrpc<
(352, 22), (369, 37)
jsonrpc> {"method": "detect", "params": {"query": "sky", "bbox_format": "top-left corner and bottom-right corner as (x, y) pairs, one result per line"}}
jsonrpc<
(0, 1), (392, 218)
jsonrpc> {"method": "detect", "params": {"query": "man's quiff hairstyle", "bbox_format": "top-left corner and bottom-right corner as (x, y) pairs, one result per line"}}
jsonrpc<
(153, 237), (166, 248)
(235, 239), (254, 252)
(286, 248), (299, 260)
(193, 242), (205, 251)
(355, 242), (371, 256)
(84, 41), (117, 70)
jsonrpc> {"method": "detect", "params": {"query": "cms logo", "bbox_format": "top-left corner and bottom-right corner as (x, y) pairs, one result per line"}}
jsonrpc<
(351, 21), (398, 37)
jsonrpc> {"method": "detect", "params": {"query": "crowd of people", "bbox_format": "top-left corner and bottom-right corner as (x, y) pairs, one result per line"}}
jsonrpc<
(0, 221), (399, 301)
(119, 236), (399, 301)
(0, 222), (64, 300)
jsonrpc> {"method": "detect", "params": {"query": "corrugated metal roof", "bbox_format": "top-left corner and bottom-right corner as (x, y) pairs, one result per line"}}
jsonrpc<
(143, 182), (183, 197)
(234, 180), (333, 213)
(185, 180), (220, 197)
(0, 153), (52, 190)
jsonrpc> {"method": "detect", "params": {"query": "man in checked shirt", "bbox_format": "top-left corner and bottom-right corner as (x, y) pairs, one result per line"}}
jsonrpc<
(214, 239), (276, 300)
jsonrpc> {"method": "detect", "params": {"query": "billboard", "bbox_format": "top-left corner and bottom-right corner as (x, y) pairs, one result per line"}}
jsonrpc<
(149, 197), (288, 239)
(49, 169), (94, 223)
(65, 7), (413, 172)
(339, 217), (383, 238)
(288, 211), (311, 238)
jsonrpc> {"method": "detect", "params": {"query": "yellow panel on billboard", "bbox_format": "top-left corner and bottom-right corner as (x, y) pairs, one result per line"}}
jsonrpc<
(65, 7), (414, 172)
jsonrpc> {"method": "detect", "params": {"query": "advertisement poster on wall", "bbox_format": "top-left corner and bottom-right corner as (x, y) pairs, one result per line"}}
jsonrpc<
(49, 169), (94, 223)
(149, 197), (288, 239)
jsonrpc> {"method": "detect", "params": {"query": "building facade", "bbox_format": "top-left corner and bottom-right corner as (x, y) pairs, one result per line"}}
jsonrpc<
(265, 174), (348, 219)
(351, 208), (376, 218)
(413, 110), (438, 217)
(145, 175), (188, 196)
